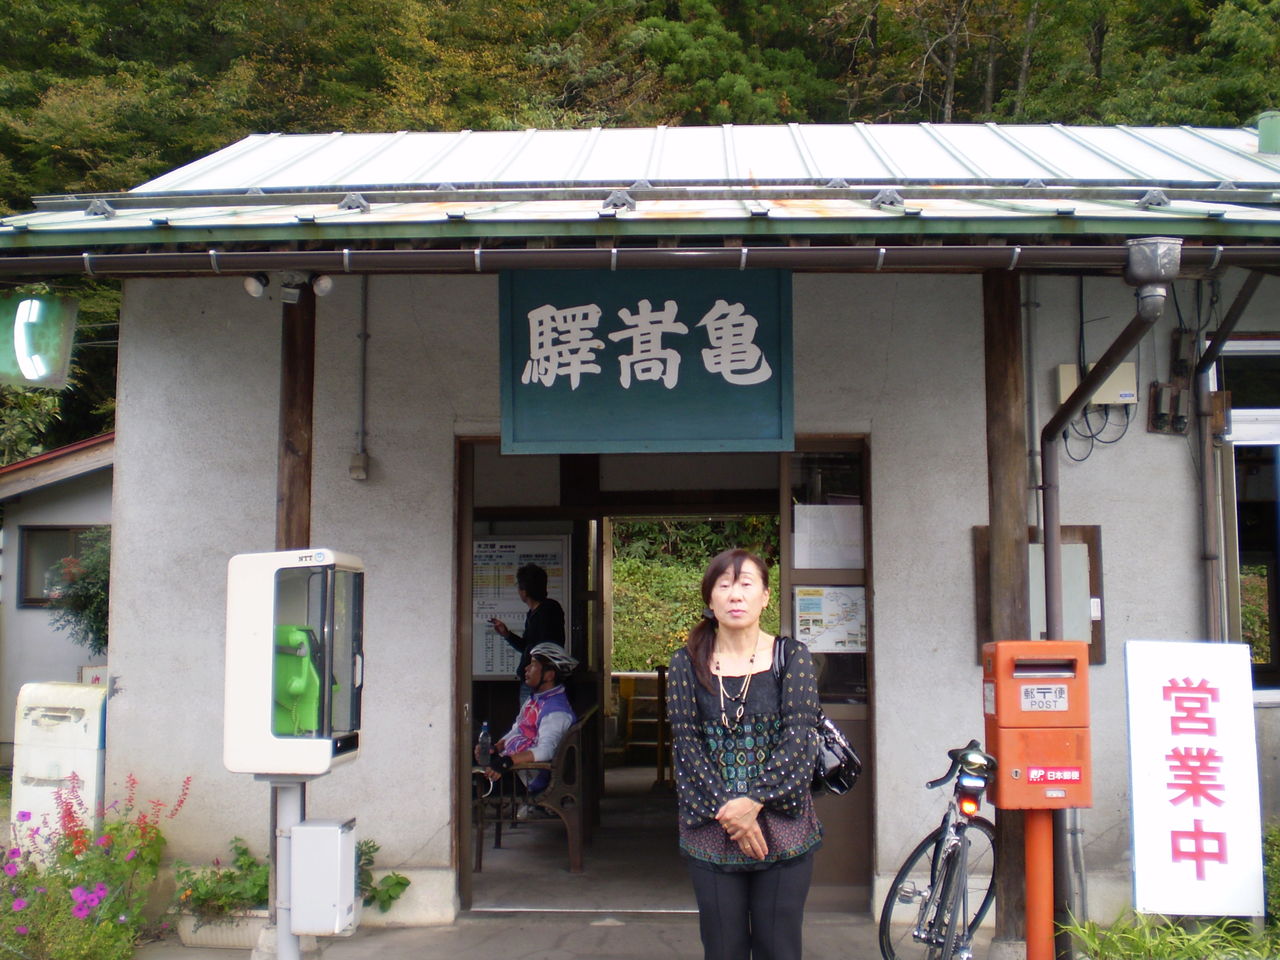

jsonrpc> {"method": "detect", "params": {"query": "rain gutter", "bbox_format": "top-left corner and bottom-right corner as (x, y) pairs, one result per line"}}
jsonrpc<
(0, 242), (1276, 280)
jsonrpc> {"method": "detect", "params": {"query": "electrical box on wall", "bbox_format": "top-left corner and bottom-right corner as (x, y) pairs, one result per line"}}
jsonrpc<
(1056, 362), (1138, 406)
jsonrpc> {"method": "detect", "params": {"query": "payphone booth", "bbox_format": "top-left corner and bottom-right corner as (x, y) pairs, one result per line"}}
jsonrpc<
(224, 549), (365, 952)
(224, 548), (364, 776)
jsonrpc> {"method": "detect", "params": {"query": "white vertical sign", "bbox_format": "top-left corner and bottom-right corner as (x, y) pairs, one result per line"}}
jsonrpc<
(1125, 640), (1263, 916)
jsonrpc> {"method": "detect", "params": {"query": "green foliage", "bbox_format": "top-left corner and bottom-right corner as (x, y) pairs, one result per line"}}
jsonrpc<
(174, 838), (269, 923)
(0, 387), (60, 466)
(613, 516), (779, 565)
(1059, 911), (1280, 959)
(1242, 564), (1272, 664)
(0, 773), (188, 960)
(355, 839), (411, 913)
(47, 526), (111, 656)
(611, 555), (781, 671)
(1266, 819), (1280, 924)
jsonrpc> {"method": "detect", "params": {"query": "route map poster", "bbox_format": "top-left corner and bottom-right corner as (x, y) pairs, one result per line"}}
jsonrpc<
(472, 537), (571, 678)
(793, 585), (866, 653)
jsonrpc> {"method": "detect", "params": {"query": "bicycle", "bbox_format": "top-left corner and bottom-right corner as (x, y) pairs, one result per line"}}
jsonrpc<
(878, 739), (998, 960)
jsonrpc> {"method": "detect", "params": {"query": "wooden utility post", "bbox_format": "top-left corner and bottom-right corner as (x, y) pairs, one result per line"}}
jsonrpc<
(982, 269), (1031, 952)
(277, 284), (317, 552)
(267, 282), (316, 944)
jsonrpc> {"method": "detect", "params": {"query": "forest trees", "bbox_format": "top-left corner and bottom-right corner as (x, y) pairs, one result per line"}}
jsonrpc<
(3, 0), (1277, 214)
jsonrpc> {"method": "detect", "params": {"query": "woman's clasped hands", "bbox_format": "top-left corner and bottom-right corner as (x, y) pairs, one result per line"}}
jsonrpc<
(716, 796), (767, 860)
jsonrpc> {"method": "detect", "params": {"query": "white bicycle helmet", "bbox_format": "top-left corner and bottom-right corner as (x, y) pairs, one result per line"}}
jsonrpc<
(528, 642), (578, 676)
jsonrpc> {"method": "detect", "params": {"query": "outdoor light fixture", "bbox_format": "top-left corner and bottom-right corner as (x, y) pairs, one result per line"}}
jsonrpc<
(311, 274), (334, 297)
(243, 273), (269, 298)
(1124, 236), (1182, 321)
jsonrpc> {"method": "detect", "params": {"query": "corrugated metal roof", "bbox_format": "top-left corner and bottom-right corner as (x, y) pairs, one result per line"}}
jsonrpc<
(4, 123), (1280, 250)
(130, 123), (1280, 192)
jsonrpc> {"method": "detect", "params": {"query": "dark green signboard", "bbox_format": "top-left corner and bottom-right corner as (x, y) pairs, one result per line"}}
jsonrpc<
(501, 269), (793, 454)
(0, 294), (77, 389)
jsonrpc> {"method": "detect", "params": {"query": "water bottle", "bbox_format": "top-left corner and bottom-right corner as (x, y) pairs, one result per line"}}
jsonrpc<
(477, 721), (491, 762)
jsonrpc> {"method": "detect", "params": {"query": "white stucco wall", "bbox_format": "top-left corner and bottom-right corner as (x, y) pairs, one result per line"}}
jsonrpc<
(0, 470), (111, 763)
(109, 268), (1278, 925)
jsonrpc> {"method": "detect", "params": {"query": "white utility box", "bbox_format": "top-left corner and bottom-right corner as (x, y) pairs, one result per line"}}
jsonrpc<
(290, 818), (358, 935)
(11, 682), (107, 838)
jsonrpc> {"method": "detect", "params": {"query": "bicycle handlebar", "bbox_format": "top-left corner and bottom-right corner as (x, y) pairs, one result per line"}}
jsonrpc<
(926, 739), (995, 789)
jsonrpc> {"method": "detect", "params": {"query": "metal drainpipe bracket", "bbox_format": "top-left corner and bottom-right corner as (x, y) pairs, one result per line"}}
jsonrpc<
(84, 199), (116, 218)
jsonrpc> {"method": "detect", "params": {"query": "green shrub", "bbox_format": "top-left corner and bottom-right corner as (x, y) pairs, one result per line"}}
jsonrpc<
(1059, 912), (1280, 959)
(356, 839), (410, 913)
(1266, 819), (1280, 923)
(611, 556), (781, 672)
(47, 526), (111, 655)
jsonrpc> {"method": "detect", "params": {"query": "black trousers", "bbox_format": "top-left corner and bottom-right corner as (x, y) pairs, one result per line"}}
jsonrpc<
(687, 853), (815, 960)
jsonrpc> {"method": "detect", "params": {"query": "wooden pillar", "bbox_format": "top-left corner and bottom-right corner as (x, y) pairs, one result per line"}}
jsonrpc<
(983, 269), (1030, 947)
(276, 285), (316, 551)
(269, 283), (316, 929)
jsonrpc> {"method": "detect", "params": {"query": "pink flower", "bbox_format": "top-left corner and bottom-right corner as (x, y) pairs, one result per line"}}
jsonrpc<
(72, 902), (90, 919)
(15, 812), (30, 823)
(71, 886), (87, 901)
(7, 848), (19, 859)
(12, 899), (26, 911)
(93, 883), (108, 898)
(125, 849), (137, 861)
(15, 925), (27, 935)
(84, 894), (100, 908)
(3, 863), (17, 877)
(95, 835), (111, 847)
(34, 887), (45, 894)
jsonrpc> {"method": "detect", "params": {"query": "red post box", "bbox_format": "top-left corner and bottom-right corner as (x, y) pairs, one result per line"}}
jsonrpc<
(982, 640), (1092, 809)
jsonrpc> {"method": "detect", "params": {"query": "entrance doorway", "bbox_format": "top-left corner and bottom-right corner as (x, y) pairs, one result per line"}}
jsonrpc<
(456, 442), (872, 912)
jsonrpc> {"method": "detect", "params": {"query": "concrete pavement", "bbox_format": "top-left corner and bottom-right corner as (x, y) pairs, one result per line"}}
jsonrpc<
(135, 910), (893, 959)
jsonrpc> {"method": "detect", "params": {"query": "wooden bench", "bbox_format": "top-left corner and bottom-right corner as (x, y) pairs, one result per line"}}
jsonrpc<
(474, 704), (597, 874)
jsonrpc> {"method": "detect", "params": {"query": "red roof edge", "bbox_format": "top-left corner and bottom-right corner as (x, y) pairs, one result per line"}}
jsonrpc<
(0, 432), (115, 478)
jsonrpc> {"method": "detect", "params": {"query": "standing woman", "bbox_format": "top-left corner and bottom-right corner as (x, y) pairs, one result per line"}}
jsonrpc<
(667, 548), (822, 960)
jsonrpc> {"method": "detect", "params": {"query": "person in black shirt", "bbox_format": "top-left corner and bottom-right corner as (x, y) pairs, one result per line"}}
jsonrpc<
(490, 563), (566, 704)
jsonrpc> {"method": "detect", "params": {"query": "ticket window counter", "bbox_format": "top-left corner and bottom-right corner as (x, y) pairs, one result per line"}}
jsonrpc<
(780, 441), (872, 907)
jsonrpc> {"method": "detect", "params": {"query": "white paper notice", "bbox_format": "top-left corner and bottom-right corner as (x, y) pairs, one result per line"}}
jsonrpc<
(793, 504), (863, 569)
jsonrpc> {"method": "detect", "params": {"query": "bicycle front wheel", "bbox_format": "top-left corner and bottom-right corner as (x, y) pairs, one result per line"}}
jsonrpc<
(879, 817), (996, 960)
(879, 826), (945, 960)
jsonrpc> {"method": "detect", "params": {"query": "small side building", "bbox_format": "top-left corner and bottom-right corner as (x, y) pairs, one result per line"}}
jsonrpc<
(0, 434), (113, 765)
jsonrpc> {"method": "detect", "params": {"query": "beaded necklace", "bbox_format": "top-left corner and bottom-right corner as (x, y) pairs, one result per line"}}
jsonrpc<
(714, 645), (758, 729)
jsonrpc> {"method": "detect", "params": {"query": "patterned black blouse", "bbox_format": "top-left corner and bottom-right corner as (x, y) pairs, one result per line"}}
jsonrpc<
(667, 637), (822, 871)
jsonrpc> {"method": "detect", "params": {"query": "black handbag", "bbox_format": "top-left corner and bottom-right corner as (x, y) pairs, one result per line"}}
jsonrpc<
(773, 637), (863, 796)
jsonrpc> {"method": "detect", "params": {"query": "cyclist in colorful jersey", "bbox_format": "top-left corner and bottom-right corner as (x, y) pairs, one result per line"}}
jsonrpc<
(484, 642), (577, 793)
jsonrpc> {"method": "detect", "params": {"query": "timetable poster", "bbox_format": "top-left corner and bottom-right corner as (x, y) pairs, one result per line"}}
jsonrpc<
(472, 537), (571, 678)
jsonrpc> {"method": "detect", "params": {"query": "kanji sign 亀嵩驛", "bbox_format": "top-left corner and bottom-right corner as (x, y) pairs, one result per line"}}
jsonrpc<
(500, 269), (793, 453)
(1124, 640), (1263, 916)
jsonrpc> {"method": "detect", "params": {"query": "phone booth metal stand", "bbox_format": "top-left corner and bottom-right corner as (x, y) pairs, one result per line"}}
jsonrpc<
(225, 549), (365, 960)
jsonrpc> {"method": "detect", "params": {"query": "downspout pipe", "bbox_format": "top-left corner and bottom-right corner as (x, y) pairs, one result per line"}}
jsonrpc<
(1193, 270), (1265, 641)
(1040, 237), (1183, 641)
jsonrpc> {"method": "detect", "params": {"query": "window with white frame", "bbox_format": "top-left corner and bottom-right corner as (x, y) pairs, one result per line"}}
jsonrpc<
(1218, 341), (1280, 682)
